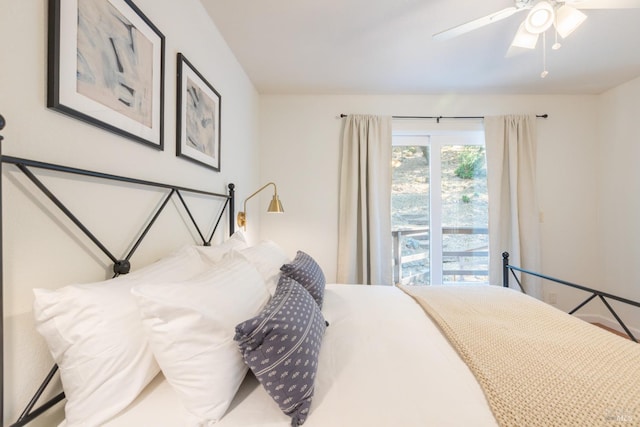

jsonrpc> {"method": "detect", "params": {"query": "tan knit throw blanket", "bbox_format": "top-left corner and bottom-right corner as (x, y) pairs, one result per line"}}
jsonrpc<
(398, 285), (640, 427)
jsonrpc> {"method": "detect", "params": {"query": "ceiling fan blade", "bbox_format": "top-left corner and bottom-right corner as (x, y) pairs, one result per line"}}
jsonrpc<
(433, 6), (521, 41)
(564, 0), (640, 8)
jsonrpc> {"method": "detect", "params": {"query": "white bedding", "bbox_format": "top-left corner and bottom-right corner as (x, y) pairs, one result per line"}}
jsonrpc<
(103, 285), (497, 427)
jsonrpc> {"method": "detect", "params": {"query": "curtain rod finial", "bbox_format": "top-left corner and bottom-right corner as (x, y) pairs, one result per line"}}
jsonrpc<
(0, 113), (5, 142)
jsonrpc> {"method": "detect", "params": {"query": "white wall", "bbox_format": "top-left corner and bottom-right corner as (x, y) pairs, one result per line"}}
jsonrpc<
(259, 94), (606, 309)
(260, 90), (640, 333)
(595, 76), (640, 331)
(0, 0), (260, 424)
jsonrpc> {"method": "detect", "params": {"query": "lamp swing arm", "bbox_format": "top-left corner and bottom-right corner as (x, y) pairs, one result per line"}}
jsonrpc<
(237, 182), (283, 228)
(243, 182), (279, 214)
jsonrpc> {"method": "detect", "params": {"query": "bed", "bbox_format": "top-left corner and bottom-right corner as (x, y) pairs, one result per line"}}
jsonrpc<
(2, 151), (639, 427)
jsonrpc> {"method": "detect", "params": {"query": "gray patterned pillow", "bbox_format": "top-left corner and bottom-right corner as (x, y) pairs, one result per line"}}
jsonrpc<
(280, 251), (326, 308)
(234, 275), (326, 426)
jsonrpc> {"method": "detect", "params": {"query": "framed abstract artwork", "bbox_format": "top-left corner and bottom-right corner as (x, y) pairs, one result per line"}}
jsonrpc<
(176, 53), (221, 171)
(47, 0), (165, 149)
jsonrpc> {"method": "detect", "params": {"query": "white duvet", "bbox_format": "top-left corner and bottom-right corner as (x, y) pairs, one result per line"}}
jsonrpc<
(103, 285), (497, 427)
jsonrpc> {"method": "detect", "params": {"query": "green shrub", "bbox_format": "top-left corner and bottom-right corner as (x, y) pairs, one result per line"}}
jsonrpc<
(455, 147), (486, 179)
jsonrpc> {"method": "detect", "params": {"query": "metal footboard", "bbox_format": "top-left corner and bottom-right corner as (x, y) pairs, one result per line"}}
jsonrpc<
(502, 252), (640, 343)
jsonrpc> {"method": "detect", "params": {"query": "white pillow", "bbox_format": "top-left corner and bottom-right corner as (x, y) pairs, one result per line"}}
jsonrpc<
(194, 230), (248, 264)
(32, 245), (215, 426)
(131, 253), (270, 425)
(237, 240), (290, 295)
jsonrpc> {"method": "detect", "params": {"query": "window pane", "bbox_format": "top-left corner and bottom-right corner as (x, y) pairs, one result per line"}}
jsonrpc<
(391, 146), (429, 285)
(440, 145), (489, 283)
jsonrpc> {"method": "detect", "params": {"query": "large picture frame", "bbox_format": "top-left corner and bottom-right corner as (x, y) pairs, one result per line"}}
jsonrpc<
(176, 53), (221, 171)
(47, 0), (165, 149)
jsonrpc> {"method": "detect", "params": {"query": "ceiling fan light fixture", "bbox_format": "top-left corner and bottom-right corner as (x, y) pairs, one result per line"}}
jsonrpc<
(510, 22), (540, 49)
(524, 1), (556, 34)
(555, 5), (587, 38)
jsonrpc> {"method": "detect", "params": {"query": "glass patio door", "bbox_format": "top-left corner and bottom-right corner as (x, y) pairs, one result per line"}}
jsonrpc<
(392, 132), (489, 285)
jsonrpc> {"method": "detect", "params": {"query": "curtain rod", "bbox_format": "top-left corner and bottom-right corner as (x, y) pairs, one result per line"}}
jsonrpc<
(339, 114), (548, 123)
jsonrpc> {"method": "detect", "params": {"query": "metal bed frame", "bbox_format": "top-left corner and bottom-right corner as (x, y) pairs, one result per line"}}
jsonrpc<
(0, 114), (236, 426)
(502, 252), (640, 343)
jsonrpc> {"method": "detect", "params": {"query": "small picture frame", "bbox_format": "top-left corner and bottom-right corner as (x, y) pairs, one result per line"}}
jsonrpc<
(47, 0), (165, 149)
(176, 53), (221, 171)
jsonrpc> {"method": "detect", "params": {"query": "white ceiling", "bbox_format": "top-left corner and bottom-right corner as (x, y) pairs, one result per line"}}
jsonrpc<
(200, 0), (640, 95)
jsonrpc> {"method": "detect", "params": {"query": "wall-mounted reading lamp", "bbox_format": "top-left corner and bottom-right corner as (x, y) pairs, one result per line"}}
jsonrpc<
(237, 182), (284, 229)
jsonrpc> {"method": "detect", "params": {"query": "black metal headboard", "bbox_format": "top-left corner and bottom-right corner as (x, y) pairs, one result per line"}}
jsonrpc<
(1, 155), (235, 274)
(0, 114), (236, 425)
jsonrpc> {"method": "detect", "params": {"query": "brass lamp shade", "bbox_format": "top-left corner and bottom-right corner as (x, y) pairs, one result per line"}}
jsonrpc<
(268, 195), (284, 213)
(237, 182), (284, 229)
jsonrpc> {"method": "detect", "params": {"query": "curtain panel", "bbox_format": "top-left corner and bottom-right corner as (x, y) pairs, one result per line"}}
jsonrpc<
(337, 115), (392, 285)
(485, 114), (542, 297)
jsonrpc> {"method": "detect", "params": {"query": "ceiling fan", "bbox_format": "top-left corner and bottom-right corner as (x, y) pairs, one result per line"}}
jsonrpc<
(433, 0), (640, 77)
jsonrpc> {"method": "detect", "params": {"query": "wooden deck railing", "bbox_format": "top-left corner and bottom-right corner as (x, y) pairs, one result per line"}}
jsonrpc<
(392, 227), (488, 284)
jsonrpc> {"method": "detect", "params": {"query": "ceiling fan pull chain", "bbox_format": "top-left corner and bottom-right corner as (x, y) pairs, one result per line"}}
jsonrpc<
(552, 9), (562, 50)
(541, 32), (549, 78)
